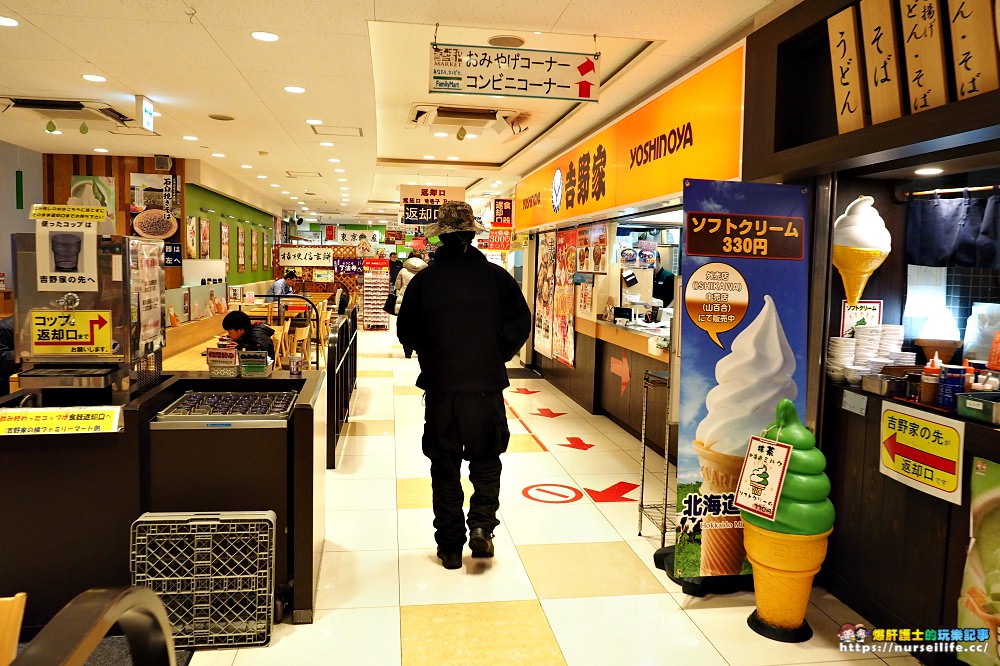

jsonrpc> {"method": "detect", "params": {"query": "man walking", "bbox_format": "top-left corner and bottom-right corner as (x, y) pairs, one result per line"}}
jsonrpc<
(397, 201), (531, 569)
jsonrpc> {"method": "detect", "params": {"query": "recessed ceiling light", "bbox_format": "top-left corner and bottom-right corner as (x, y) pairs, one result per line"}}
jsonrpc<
(490, 96), (504, 100)
(493, 180), (503, 185)
(251, 31), (279, 42)
(915, 167), (944, 175)
(306, 119), (323, 125)
(0, 16), (19, 27)
(301, 206), (309, 210)
(533, 31), (542, 35)
(433, 132), (448, 138)
(327, 158), (340, 163)
(290, 196), (298, 200)
(319, 141), (334, 147)
(94, 148), (108, 153)
(257, 175), (267, 179)
(340, 187), (349, 191)
(379, 209), (385, 213)
(183, 135), (198, 141)
(337, 178), (347, 182)
(447, 156), (459, 161)
(281, 190), (290, 194)
(407, 182), (416, 186)
(333, 168), (346, 173)
(465, 133), (478, 139)
(425, 182), (433, 186)
(82, 74), (106, 82)
(284, 86), (305, 94)
(211, 152), (225, 157)
(152, 111), (162, 117)
(423, 155), (435, 160)
(47, 130), (62, 135)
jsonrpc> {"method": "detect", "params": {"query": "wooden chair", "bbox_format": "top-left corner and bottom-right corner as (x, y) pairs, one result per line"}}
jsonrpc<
(273, 319), (292, 369)
(316, 307), (334, 366)
(0, 592), (26, 666)
(288, 324), (310, 364)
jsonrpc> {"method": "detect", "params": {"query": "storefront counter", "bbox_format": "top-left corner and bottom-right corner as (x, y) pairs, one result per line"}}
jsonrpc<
(821, 383), (995, 664)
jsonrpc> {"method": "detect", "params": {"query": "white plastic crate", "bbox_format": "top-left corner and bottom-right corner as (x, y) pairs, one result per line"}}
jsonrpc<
(130, 511), (276, 648)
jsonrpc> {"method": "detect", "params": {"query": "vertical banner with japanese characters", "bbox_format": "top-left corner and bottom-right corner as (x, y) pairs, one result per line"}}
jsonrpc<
(251, 230), (259, 271)
(136, 240), (163, 346)
(237, 227), (246, 272)
(31, 205), (103, 292)
(534, 232), (556, 359)
(185, 216), (198, 259)
(675, 179), (810, 579)
(130, 174), (181, 242)
(958, 457), (1000, 665)
(221, 223), (230, 271)
(263, 232), (270, 268)
(552, 229), (577, 367)
(199, 218), (210, 259)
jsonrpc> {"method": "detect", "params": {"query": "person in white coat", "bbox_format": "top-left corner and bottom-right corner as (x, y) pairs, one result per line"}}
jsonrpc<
(394, 254), (428, 357)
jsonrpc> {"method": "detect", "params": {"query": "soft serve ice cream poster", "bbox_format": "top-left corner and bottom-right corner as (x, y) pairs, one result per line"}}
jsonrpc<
(676, 179), (810, 579)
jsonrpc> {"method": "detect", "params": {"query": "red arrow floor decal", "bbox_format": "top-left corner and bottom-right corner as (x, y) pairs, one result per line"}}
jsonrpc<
(884, 433), (957, 475)
(510, 388), (541, 395)
(533, 408), (566, 418)
(609, 351), (630, 396)
(560, 437), (595, 451)
(585, 481), (639, 502)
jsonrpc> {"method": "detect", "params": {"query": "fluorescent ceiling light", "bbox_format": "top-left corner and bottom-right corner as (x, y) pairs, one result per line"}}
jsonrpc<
(251, 31), (279, 41)
(284, 86), (305, 94)
(211, 153), (225, 157)
(320, 141), (334, 147)
(433, 132), (448, 138)
(915, 167), (944, 175)
(447, 156), (459, 161)
(0, 16), (19, 27)
(182, 135), (198, 141)
(306, 119), (323, 125)
(82, 74), (106, 82)
(423, 155), (435, 160)
(241, 164), (252, 169)
(94, 148), (108, 153)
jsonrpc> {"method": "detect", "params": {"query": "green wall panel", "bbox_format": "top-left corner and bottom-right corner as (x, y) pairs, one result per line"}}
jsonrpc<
(185, 184), (275, 285)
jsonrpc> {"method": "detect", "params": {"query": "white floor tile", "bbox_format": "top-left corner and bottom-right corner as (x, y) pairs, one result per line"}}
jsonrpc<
(188, 649), (237, 666)
(533, 431), (623, 454)
(231, 607), (401, 666)
(314, 550), (400, 609)
(331, 454), (397, 479)
(396, 508), (515, 551)
(543, 595), (726, 666)
(625, 538), (683, 593)
(326, 478), (397, 511)
(325, 509), (398, 551)
(519, 417), (603, 436)
(501, 503), (621, 544)
(499, 474), (585, 507)
(499, 451), (568, 476)
(337, 435), (397, 456)
(397, 545), (536, 606)
(547, 448), (643, 475)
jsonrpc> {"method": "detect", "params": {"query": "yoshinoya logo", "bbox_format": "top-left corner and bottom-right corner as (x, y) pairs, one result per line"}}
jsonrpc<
(629, 121), (694, 169)
(521, 192), (542, 210)
(551, 168), (563, 213)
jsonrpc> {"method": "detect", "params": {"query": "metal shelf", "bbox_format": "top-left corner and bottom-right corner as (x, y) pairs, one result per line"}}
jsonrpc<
(638, 369), (676, 548)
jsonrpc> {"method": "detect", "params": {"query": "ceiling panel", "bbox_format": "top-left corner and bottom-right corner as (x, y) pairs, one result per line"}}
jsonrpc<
(191, 0), (374, 35)
(0, 14), (84, 61)
(372, 1), (568, 33)
(205, 26), (374, 77)
(3, 0), (192, 22)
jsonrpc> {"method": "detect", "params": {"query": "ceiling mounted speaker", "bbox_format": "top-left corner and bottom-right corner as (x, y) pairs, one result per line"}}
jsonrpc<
(488, 35), (525, 47)
(154, 154), (172, 171)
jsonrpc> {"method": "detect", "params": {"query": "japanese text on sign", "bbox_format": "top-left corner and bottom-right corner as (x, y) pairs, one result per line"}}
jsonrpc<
(0, 406), (122, 435)
(879, 403), (964, 504)
(30, 310), (113, 355)
(30, 204), (105, 222)
(332, 258), (364, 275)
(403, 204), (440, 224)
(685, 212), (805, 259)
(493, 198), (513, 228)
(488, 229), (512, 251)
(337, 230), (381, 244)
(277, 246), (335, 267)
(553, 144), (609, 213)
(430, 43), (600, 102)
(734, 436), (793, 521)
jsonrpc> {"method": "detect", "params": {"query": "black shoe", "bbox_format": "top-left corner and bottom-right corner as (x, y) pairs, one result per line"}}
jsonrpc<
(437, 550), (463, 570)
(469, 528), (494, 558)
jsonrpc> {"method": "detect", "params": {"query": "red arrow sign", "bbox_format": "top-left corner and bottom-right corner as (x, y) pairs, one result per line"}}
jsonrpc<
(510, 388), (540, 395)
(533, 408), (566, 418)
(36, 313), (110, 347)
(577, 57), (596, 76)
(561, 437), (595, 451)
(609, 351), (630, 396)
(576, 80), (595, 99)
(584, 481), (639, 502)
(884, 433), (956, 475)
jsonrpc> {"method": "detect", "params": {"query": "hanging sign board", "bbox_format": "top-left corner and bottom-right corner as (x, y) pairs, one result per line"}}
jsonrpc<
(429, 44), (600, 102)
(400, 185), (465, 225)
(277, 246), (334, 267)
(734, 436), (794, 521)
(827, 6), (866, 133)
(29, 309), (114, 355)
(492, 198), (514, 229)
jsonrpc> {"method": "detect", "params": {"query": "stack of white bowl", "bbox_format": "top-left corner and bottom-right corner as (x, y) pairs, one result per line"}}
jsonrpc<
(853, 325), (882, 364)
(889, 350), (917, 365)
(827, 337), (856, 381)
(879, 324), (905, 356)
(866, 357), (892, 375)
(843, 364), (870, 386)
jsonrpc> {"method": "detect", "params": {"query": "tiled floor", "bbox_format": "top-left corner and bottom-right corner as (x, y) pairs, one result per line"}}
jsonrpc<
(187, 327), (907, 666)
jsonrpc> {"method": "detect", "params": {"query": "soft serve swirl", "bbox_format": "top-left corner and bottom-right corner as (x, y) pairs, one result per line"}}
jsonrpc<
(833, 195), (891, 252)
(695, 295), (797, 457)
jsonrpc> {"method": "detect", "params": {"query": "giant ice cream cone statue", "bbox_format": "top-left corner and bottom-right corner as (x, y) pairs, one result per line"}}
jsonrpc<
(831, 196), (891, 306)
(742, 399), (835, 642)
(693, 295), (798, 576)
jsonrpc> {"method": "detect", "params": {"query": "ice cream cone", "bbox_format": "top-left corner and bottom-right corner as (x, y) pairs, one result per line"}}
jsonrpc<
(831, 245), (889, 307)
(750, 483), (765, 497)
(744, 522), (833, 631)
(694, 440), (747, 576)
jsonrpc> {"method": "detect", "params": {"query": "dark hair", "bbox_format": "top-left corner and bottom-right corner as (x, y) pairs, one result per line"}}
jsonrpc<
(283, 270), (297, 280)
(222, 310), (251, 331)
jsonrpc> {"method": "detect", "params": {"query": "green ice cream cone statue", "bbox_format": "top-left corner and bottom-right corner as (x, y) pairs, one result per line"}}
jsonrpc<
(742, 399), (835, 642)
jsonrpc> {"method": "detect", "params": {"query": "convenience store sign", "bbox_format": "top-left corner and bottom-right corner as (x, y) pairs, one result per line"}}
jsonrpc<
(0, 406), (122, 435)
(514, 44), (743, 230)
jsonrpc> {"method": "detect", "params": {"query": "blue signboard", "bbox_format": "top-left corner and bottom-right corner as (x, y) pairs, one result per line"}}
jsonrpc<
(674, 179), (810, 579)
(164, 243), (183, 267)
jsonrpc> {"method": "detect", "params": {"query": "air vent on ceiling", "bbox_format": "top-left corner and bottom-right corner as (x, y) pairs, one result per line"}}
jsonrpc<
(0, 97), (134, 127)
(285, 171), (323, 178)
(407, 104), (519, 131)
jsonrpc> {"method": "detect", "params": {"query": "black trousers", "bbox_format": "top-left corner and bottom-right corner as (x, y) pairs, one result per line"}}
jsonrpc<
(422, 391), (509, 550)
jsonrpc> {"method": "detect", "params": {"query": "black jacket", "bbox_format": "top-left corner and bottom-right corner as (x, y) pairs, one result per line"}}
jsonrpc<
(397, 243), (531, 392)
(236, 322), (275, 359)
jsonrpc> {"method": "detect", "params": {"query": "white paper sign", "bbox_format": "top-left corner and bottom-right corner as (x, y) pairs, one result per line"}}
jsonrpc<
(840, 300), (882, 337)
(34, 219), (99, 292)
(277, 246), (335, 267)
(734, 436), (794, 522)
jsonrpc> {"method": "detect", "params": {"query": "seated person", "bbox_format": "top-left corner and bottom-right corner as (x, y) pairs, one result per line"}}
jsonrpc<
(265, 270), (297, 303)
(652, 251), (675, 307)
(222, 310), (275, 360)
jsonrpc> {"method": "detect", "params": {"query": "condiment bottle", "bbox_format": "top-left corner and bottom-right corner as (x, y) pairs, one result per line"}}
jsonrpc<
(920, 354), (941, 405)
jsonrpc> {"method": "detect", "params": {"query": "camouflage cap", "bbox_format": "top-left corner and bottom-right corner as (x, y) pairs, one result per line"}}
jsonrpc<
(424, 200), (486, 238)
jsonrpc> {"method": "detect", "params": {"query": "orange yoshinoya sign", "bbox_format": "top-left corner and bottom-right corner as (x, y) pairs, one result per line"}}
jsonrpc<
(515, 45), (744, 231)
